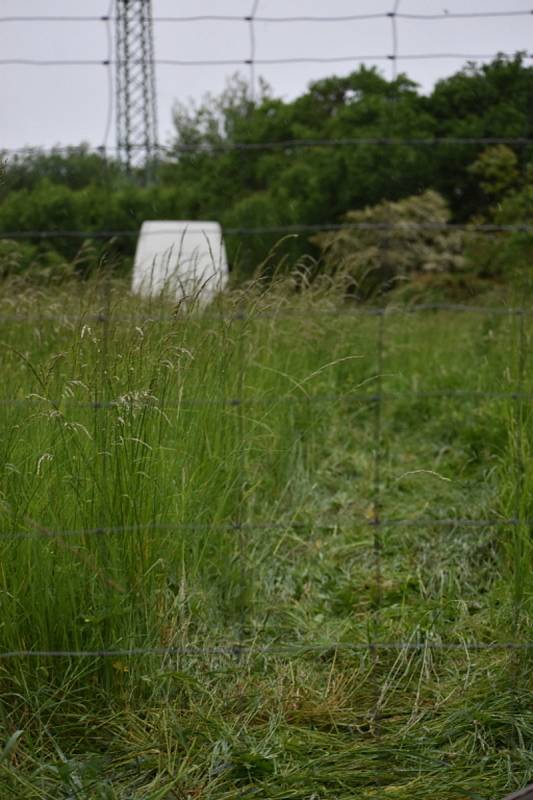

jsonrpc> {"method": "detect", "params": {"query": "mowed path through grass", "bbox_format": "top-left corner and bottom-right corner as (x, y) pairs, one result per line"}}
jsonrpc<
(0, 281), (532, 798)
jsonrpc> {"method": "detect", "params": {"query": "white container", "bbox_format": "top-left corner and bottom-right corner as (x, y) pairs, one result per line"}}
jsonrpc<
(132, 220), (229, 305)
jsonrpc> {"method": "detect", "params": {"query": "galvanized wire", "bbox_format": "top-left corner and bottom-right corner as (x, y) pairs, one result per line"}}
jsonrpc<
(0, 517), (529, 544)
(3, 137), (532, 155)
(2, 389), (533, 409)
(1, 303), (532, 324)
(2, 52), (531, 67)
(1, 223), (532, 247)
(1, 11), (532, 23)
(0, 641), (532, 660)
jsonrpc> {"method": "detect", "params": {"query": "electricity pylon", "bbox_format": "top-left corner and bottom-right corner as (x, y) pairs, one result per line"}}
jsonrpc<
(115, 0), (158, 179)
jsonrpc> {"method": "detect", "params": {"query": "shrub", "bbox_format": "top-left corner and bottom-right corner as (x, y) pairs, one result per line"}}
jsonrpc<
(465, 148), (533, 286)
(0, 239), (73, 284)
(311, 190), (465, 298)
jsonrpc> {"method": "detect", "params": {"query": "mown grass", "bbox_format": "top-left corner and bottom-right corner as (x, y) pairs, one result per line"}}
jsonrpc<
(0, 277), (532, 799)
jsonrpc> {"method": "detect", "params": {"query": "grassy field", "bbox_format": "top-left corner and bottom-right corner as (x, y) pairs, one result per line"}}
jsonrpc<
(0, 278), (532, 799)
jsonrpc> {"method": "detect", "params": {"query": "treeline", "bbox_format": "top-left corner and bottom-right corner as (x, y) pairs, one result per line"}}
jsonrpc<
(1, 54), (532, 291)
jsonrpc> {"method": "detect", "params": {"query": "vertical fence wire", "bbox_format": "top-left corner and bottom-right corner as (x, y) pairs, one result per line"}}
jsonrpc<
(248, 0), (260, 104)
(508, 95), (533, 727)
(236, 307), (247, 657)
(98, 0), (115, 535)
(99, 0), (114, 416)
(514, 309), (526, 628)
(389, 0), (401, 81)
(368, 0), (400, 733)
(102, 2), (114, 153)
(93, 233), (113, 538)
(370, 310), (385, 733)
(508, 307), (527, 754)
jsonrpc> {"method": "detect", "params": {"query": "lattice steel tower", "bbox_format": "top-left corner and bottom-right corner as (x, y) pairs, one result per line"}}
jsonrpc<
(115, 0), (158, 176)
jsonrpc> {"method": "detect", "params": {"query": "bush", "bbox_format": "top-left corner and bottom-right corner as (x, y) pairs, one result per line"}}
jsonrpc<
(0, 239), (73, 284)
(465, 148), (533, 287)
(311, 190), (465, 298)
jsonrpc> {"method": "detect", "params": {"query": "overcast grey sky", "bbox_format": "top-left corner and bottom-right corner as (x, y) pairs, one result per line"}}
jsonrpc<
(1, 0), (532, 152)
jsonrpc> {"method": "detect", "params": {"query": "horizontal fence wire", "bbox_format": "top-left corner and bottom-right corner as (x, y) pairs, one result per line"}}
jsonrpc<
(1, 223), (532, 241)
(3, 137), (533, 155)
(1, 517), (530, 543)
(0, 10), (532, 23)
(0, 641), (532, 659)
(1, 53), (532, 68)
(0, 303), (531, 323)
(1, 390), (533, 409)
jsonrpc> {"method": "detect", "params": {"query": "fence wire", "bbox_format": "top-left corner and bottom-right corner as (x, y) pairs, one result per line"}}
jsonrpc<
(2, 302), (533, 324)
(1, 641), (532, 660)
(4, 137), (533, 155)
(2, 222), (533, 241)
(1, 11), (532, 23)
(3, 389), (533, 409)
(5, 52), (532, 68)
(1, 516), (531, 544)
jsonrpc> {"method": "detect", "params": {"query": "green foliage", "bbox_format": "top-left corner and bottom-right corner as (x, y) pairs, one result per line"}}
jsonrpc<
(0, 143), (121, 197)
(424, 53), (533, 220)
(0, 55), (532, 290)
(468, 145), (521, 198)
(312, 191), (465, 298)
(0, 238), (73, 283)
(465, 148), (533, 284)
(0, 238), (37, 277)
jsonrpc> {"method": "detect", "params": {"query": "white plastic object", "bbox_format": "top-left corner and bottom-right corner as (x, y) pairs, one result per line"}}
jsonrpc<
(132, 220), (229, 304)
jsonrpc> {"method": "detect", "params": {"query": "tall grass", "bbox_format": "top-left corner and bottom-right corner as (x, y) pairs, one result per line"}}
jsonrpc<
(0, 277), (532, 798)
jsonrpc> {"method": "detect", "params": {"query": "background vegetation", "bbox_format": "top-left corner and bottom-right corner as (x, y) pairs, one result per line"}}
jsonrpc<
(1, 54), (532, 294)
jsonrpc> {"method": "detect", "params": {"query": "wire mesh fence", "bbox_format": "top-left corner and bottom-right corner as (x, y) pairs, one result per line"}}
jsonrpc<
(1, 8), (533, 797)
